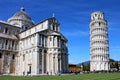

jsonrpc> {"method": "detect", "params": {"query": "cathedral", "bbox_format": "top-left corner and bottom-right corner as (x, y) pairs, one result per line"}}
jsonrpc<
(0, 7), (68, 75)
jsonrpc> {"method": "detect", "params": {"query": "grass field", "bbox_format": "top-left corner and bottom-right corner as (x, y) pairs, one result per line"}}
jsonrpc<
(0, 73), (120, 80)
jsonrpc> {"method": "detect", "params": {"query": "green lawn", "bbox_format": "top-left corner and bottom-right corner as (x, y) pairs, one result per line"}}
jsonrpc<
(0, 73), (120, 80)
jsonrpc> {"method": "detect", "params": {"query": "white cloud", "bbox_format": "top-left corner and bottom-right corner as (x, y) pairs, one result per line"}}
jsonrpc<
(110, 46), (120, 51)
(63, 30), (89, 37)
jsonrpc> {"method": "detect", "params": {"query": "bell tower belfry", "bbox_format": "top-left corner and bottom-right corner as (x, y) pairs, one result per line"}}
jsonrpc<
(90, 11), (110, 71)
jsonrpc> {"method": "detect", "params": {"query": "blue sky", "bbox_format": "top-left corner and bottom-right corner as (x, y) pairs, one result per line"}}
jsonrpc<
(0, 0), (120, 64)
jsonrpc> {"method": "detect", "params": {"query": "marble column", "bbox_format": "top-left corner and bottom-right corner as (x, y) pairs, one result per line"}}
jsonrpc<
(53, 54), (55, 74)
(55, 54), (58, 74)
(42, 52), (44, 74)
(37, 33), (39, 46)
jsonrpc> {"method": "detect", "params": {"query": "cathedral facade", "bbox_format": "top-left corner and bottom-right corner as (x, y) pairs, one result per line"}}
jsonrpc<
(0, 8), (68, 75)
(90, 11), (110, 71)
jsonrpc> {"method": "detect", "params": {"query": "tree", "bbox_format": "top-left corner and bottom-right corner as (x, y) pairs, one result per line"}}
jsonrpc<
(82, 64), (90, 71)
(109, 58), (119, 71)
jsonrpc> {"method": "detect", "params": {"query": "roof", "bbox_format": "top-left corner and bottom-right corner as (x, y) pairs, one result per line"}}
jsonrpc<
(8, 7), (33, 23)
(35, 17), (60, 26)
(0, 21), (20, 29)
(19, 17), (59, 33)
(0, 33), (18, 40)
(12, 11), (31, 20)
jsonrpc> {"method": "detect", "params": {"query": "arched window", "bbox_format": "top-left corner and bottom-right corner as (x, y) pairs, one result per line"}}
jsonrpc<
(50, 37), (52, 41)
(29, 66), (31, 73)
(22, 24), (29, 31)
(5, 27), (8, 33)
(99, 22), (101, 26)
(12, 41), (14, 47)
(95, 14), (97, 16)
(25, 27), (28, 30)
(53, 25), (55, 30)
(6, 40), (8, 45)
(23, 54), (25, 61)
(12, 54), (15, 60)
(0, 53), (2, 58)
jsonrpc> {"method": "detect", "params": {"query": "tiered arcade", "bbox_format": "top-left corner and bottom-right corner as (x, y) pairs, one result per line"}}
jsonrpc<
(90, 12), (110, 71)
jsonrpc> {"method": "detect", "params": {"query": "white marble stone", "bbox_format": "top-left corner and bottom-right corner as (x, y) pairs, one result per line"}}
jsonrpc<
(90, 11), (110, 71)
(0, 8), (68, 75)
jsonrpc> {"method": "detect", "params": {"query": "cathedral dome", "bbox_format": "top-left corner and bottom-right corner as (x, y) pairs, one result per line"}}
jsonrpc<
(7, 7), (34, 29)
(12, 8), (31, 20)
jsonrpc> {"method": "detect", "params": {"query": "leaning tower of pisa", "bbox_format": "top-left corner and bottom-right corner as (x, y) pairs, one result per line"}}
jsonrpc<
(90, 11), (110, 71)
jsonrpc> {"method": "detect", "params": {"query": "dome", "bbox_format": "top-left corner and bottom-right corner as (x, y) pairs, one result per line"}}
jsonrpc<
(12, 8), (31, 20)
(7, 7), (34, 28)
